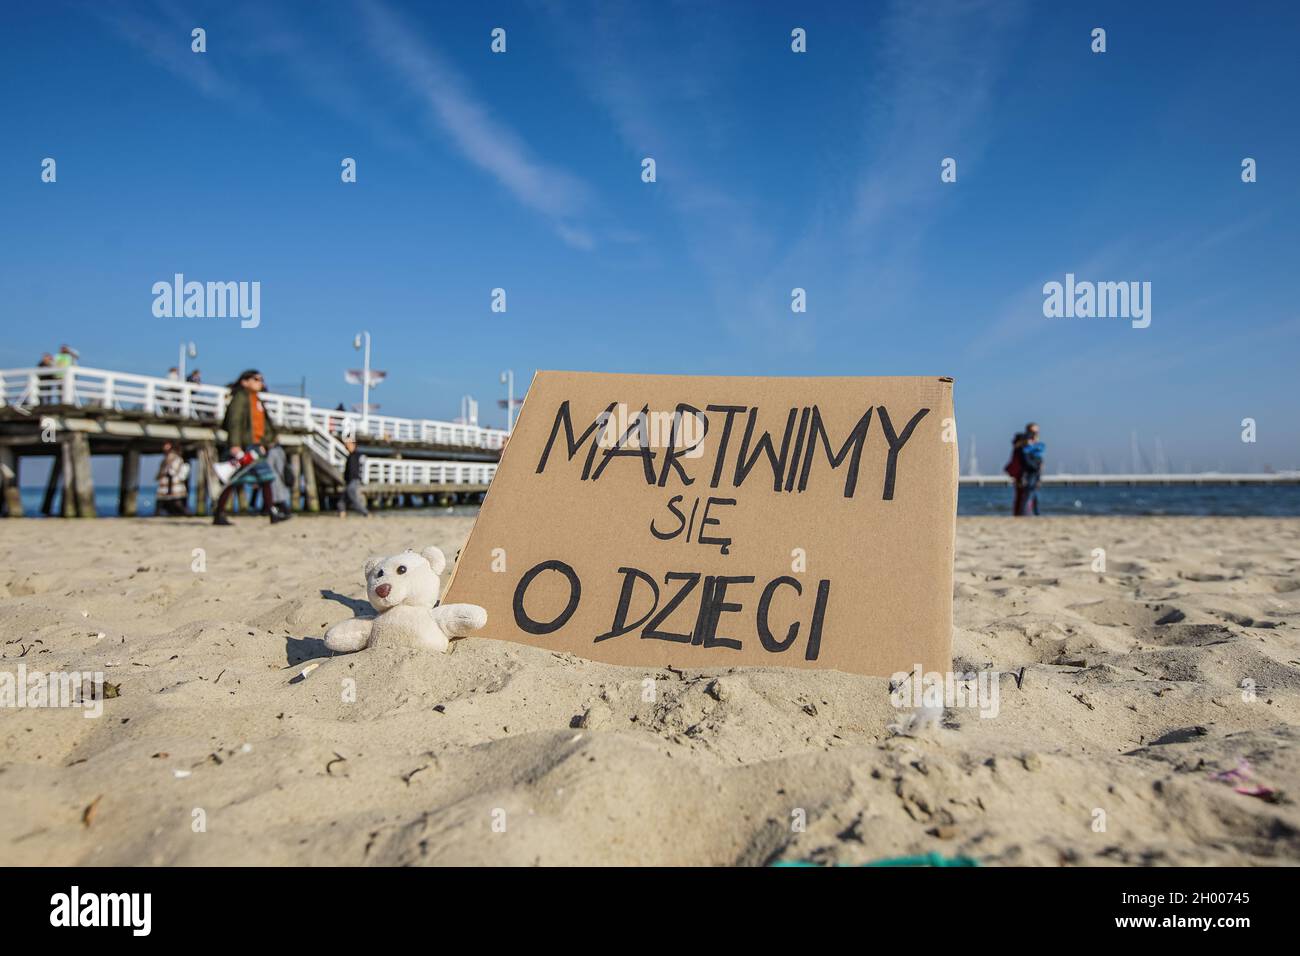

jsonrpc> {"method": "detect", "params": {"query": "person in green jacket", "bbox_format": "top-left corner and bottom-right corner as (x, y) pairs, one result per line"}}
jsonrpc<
(53, 344), (78, 377)
(220, 369), (291, 522)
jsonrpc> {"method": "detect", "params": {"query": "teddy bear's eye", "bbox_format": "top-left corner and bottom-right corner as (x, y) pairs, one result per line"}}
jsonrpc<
(375, 569), (384, 578)
(397, 565), (407, 575)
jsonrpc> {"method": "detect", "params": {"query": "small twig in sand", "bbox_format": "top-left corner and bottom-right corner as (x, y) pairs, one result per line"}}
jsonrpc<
(81, 795), (102, 828)
(401, 765), (430, 786)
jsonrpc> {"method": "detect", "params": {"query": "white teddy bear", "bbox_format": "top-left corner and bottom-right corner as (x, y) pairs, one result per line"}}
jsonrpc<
(324, 545), (486, 654)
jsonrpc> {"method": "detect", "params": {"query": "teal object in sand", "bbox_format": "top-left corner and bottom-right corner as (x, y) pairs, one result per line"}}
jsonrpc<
(772, 852), (979, 867)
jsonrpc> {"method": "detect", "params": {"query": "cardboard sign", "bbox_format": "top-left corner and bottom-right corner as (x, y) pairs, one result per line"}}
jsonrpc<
(443, 372), (956, 677)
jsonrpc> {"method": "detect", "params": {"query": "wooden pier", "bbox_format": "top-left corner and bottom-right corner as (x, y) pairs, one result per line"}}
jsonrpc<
(0, 366), (503, 517)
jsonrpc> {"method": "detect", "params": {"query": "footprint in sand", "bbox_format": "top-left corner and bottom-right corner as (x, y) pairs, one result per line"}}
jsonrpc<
(1069, 598), (1186, 627)
(1130, 623), (1236, 647)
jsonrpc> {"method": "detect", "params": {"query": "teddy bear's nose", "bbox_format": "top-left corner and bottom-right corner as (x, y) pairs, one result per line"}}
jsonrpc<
(374, 583), (392, 599)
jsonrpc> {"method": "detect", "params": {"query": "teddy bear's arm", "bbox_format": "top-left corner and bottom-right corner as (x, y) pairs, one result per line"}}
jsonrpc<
(432, 603), (488, 639)
(324, 617), (374, 653)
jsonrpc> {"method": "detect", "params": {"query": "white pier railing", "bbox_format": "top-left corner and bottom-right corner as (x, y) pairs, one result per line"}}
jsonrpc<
(0, 365), (309, 425)
(0, 366), (507, 449)
(311, 408), (506, 450)
(365, 459), (498, 487)
(0, 365), (503, 489)
(305, 422), (352, 472)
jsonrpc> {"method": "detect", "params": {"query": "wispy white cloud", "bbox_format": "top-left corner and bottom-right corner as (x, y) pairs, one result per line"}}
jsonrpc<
(851, 0), (1023, 235)
(358, 0), (596, 248)
(96, 0), (600, 249)
(963, 241), (1126, 360)
(964, 211), (1274, 359)
(813, 0), (1026, 335)
(534, 0), (791, 345)
(539, 0), (1027, 358)
(93, 1), (260, 111)
(233, 3), (422, 158)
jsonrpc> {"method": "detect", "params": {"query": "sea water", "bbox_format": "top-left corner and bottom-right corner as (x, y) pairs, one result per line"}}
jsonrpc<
(18, 483), (1300, 518)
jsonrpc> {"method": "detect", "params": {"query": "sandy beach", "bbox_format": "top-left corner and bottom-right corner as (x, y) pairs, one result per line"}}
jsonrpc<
(2, 514), (1298, 866)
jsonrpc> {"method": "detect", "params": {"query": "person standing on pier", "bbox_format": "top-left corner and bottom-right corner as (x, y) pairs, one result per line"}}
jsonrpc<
(34, 353), (56, 404)
(221, 369), (291, 523)
(164, 366), (183, 416)
(338, 438), (370, 518)
(53, 344), (79, 376)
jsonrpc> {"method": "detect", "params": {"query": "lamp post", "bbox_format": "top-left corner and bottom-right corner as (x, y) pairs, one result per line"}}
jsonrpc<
(353, 332), (371, 430)
(178, 341), (196, 379)
(500, 369), (514, 433)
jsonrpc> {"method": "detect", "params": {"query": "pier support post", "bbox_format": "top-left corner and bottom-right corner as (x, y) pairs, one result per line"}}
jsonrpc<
(0, 447), (21, 517)
(59, 438), (76, 517)
(194, 443), (215, 517)
(301, 452), (320, 513)
(289, 451), (303, 511)
(119, 444), (140, 517)
(70, 431), (97, 517)
(42, 451), (62, 516)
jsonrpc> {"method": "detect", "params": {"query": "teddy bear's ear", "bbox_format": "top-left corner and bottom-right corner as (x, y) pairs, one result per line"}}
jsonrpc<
(363, 555), (384, 579)
(420, 546), (447, 575)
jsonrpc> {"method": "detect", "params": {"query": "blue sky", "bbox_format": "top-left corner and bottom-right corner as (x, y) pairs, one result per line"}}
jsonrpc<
(2, 0), (1297, 473)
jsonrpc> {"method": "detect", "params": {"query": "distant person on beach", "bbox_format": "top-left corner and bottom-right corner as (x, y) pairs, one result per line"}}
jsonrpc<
(338, 438), (370, 518)
(1005, 422), (1045, 516)
(220, 369), (291, 523)
(38, 353), (54, 368)
(187, 369), (202, 384)
(155, 441), (190, 516)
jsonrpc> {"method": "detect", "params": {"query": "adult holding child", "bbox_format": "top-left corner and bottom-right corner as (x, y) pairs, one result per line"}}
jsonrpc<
(1004, 422), (1045, 516)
